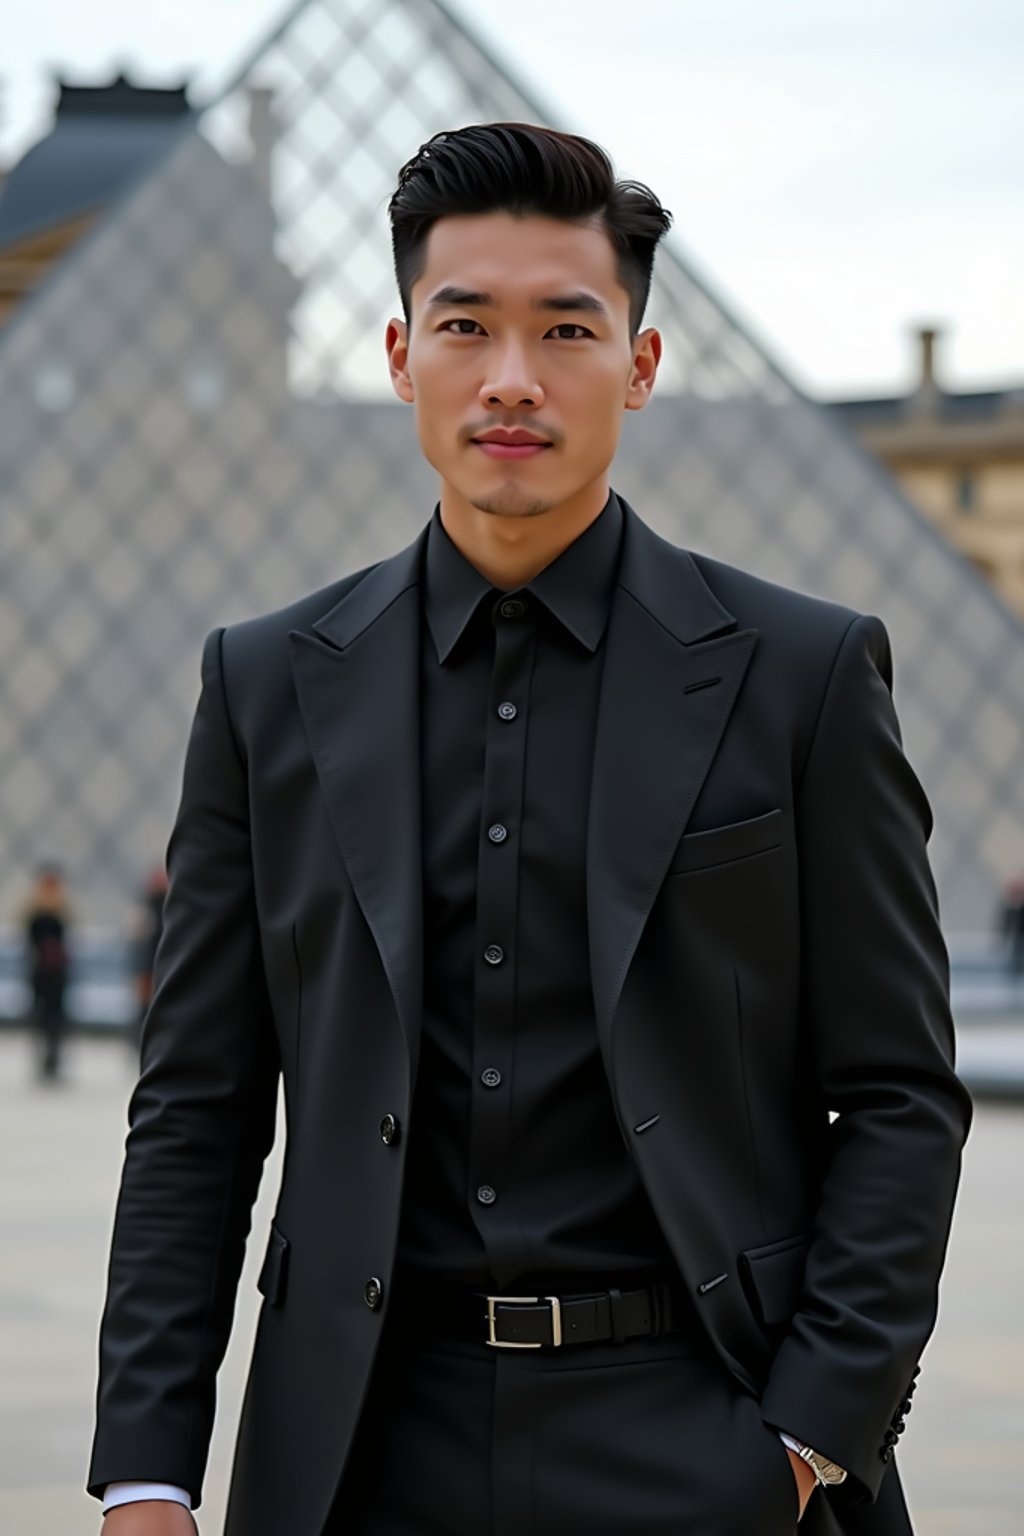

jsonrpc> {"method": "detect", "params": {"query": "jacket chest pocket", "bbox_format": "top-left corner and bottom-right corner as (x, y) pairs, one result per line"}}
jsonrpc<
(666, 807), (784, 877)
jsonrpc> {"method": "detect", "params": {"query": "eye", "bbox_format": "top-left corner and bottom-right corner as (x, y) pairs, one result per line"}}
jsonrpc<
(548, 324), (593, 340)
(439, 318), (484, 336)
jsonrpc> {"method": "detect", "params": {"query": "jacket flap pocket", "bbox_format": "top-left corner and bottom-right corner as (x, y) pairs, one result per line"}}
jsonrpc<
(740, 1233), (808, 1329)
(668, 807), (784, 876)
(256, 1223), (290, 1307)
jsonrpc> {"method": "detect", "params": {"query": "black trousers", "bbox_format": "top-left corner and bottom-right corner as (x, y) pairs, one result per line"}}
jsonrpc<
(328, 1311), (803, 1536)
(33, 997), (67, 1080)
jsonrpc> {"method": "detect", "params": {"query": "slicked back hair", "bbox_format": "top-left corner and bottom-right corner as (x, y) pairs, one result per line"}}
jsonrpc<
(388, 123), (673, 336)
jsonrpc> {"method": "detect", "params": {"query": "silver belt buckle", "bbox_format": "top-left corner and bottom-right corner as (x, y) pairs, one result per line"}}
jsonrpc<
(486, 1294), (563, 1348)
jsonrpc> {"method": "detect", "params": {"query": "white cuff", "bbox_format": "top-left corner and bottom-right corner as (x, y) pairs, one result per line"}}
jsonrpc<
(103, 1482), (192, 1512)
(779, 1433), (804, 1454)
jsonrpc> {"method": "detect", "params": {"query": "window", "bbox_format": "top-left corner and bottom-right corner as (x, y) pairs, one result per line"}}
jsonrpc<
(955, 470), (975, 514)
(34, 363), (76, 412)
(184, 359), (225, 414)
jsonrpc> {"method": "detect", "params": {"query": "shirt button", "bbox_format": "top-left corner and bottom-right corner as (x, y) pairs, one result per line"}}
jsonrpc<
(476, 1185), (497, 1205)
(487, 823), (508, 844)
(483, 945), (504, 966)
(363, 1276), (384, 1310)
(481, 1067), (502, 1088)
(379, 1113), (400, 1145)
(497, 702), (517, 721)
(499, 597), (527, 619)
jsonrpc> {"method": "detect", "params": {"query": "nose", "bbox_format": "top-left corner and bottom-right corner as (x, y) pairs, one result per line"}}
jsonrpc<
(479, 342), (545, 410)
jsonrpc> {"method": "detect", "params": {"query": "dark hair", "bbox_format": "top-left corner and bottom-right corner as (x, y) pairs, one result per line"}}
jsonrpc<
(388, 122), (672, 336)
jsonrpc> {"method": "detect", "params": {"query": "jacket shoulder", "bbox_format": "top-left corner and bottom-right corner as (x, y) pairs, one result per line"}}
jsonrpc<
(234, 562), (382, 643)
(683, 550), (890, 724)
(688, 550), (862, 648)
(210, 560), (383, 681)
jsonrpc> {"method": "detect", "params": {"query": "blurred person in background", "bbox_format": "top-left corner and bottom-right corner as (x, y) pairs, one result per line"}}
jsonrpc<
(90, 124), (970, 1536)
(22, 860), (72, 1082)
(129, 865), (169, 1055)
(998, 874), (1024, 977)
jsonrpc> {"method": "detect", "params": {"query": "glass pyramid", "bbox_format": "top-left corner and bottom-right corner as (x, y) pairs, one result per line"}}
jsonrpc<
(0, 0), (1021, 937)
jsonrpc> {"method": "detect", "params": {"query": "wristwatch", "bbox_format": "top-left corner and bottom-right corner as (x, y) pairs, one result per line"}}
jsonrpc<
(795, 1444), (848, 1488)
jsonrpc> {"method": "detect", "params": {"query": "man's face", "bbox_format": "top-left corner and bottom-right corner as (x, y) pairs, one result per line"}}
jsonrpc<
(386, 212), (660, 520)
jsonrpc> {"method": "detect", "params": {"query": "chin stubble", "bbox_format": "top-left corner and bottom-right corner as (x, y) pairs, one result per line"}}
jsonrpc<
(470, 491), (554, 518)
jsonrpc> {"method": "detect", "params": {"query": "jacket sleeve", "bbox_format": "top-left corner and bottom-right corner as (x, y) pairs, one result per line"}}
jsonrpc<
(759, 613), (972, 1498)
(88, 627), (280, 1507)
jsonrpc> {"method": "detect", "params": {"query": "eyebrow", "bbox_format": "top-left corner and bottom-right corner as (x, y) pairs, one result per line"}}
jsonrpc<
(426, 285), (609, 316)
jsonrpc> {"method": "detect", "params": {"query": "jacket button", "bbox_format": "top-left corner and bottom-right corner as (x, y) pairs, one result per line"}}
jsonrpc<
(880, 1446), (893, 1463)
(884, 1429), (899, 1447)
(364, 1277), (383, 1310)
(379, 1113), (400, 1145)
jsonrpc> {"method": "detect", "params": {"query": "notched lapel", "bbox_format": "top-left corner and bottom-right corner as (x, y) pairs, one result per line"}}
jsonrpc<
(287, 540), (425, 1075)
(587, 506), (758, 1046)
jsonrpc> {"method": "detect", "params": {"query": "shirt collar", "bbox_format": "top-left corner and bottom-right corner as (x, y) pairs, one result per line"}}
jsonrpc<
(424, 491), (624, 665)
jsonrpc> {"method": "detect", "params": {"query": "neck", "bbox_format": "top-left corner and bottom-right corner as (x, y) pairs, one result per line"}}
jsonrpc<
(439, 478), (611, 589)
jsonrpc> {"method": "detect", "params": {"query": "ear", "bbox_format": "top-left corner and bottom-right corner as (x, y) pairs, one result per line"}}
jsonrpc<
(386, 317), (415, 404)
(625, 327), (662, 412)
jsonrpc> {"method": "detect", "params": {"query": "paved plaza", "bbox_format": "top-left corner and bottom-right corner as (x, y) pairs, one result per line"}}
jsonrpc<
(1, 1030), (1021, 1535)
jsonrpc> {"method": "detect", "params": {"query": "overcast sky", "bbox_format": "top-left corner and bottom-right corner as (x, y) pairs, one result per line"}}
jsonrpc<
(3, 0), (1022, 397)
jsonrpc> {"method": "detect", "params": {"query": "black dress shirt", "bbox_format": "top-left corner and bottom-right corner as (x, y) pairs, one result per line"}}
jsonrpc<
(396, 492), (673, 1291)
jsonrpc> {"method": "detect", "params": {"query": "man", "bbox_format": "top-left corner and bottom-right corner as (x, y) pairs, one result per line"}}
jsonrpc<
(998, 875), (1024, 977)
(23, 860), (72, 1082)
(90, 123), (971, 1535)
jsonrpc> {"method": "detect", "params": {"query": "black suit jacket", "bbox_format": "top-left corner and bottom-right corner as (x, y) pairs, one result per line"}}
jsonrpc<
(89, 498), (970, 1535)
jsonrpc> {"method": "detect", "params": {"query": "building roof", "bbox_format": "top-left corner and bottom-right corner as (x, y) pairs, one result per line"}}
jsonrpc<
(825, 329), (1024, 430)
(828, 388), (1024, 427)
(0, 74), (194, 249)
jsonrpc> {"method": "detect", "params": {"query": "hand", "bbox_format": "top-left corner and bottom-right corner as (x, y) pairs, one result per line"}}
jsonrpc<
(102, 1502), (198, 1534)
(785, 1448), (818, 1520)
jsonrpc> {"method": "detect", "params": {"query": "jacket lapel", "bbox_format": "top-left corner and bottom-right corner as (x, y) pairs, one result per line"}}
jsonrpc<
(588, 502), (758, 1049)
(288, 528), (428, 1077)
(285, 500), (757, 1079)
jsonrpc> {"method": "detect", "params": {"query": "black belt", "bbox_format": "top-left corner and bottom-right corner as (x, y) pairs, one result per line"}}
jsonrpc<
(421, 1280), (685, 1349)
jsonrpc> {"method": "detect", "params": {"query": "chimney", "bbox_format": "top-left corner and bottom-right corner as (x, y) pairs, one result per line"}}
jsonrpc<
(248, 85), (277, 197)
(919, 327), (940, 388)
(909, 324), (942, 416)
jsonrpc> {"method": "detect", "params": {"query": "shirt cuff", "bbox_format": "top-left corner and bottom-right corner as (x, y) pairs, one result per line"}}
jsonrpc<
(779, 1433), (804, 1455)
(102, 1482), (192, 1512)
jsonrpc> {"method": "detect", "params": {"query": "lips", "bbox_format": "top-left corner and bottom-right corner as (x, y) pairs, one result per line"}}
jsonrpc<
(471, 429), (552, 460)
(473, 430), (550, 446)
